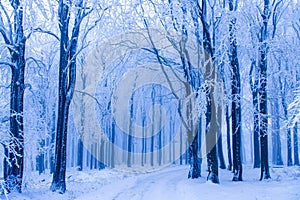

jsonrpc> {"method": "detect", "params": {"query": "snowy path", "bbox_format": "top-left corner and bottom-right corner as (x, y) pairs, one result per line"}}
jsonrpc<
(74, 165), (300, 200)
(7, 165), (300, 200)
(77, 167), (191, 200)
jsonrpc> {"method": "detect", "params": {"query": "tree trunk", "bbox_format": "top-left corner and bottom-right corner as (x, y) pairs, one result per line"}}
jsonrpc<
(294, 123), (299, 165)
(128, 92), (134, 167)
(282, 89), (293, 166)
(228, 1), (243, 181)
(217, 116), (226, 170)
(51, 0), (83, 193)
(250, 60), (261, 168)
(110, 120), (115, 168)
(49, 109), (56, 174)
(77, 138), (83, 171)
(50, 2), (71, 193)
(259, 0), (271, 180)
(36, 140), (45, 174)
(99, 139), (105, 170)
(199, 0), (219, 184)
(3, 0), (26, 192)
(287, 128), (293, 166)
(188, 132), (201, 179)
(271, 98), (283, 166)
(225, 106), (233, 170)
(205, 86), (219, 184)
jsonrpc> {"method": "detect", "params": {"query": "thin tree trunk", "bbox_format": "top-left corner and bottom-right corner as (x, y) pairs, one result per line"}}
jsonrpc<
(225, 106), (233, 170)
(271, 99), (283, 166)
(250, 60), (261, 168)
(111, 120), (115, 168)
(281, 86), (293, 166)
(36, 139), (45, 174)
(294, 123), (299, 165)
(77, 138), (83, 171)
(49, 109), (56, 174)
(217, 116), (226, 169)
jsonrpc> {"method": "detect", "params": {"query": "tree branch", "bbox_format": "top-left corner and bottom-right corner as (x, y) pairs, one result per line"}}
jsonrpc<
(30, 27), (60, 41)
(0, 61), (14, 69)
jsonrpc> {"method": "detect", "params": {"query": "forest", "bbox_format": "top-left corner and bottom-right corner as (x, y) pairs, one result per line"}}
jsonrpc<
(0, 0), (300, 199)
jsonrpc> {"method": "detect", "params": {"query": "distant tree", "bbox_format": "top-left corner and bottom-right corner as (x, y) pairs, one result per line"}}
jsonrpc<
(294, 123), (299, 165)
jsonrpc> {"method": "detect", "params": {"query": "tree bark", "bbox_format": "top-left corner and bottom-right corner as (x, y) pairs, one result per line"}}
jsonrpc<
(281, 82), (293, 166)
(200, 0), (219, 183)
(250, 60), (261, 168)
(294, 123), (299, 165)
(259, 0), (271, 180)
(217, 133), (226, 169)
(229, 0), (242, 181)
(51, 0), (84, 193)
(1, 0), (27, 193)
(271, 98), (283, 166)
(188, 132), (201, 179)
(225, 106), (233, 170)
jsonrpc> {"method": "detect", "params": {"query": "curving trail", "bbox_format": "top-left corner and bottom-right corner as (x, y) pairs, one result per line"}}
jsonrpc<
(9, 165), (300, 200)
(75, 165), (300, 200)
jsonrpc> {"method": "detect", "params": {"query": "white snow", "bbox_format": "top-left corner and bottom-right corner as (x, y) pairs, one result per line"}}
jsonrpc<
(5, 165), (300, 200)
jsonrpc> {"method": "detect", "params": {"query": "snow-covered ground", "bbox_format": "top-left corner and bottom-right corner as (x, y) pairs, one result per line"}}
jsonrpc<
(5, 165), (300, 200)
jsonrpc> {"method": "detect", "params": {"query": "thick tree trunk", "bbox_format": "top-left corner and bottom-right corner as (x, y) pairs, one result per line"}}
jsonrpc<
(200, 0), (219, 184)
(185, 80), (201, 179)
(205, 88), (219, 184)
(259, 0), (271, 180)
(51, 0), (83, 193)
(3, 1), (26, 192)
(50, 1), (70, 193)
(188, 132), (201, 179)
(228, 1), (243, 181)
(7, 51), (26, 193)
